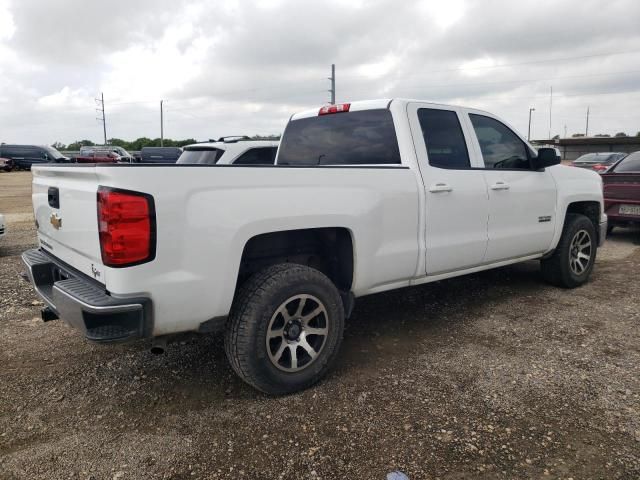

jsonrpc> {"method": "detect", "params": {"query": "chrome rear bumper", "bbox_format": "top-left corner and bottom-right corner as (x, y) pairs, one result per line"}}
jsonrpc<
(21, 249), (152, 343)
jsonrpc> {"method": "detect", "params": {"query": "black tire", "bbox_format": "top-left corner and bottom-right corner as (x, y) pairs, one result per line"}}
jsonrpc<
(606, 225), (614, 236)
(541, 213), (597, 288)
(225, 264), (345, 395)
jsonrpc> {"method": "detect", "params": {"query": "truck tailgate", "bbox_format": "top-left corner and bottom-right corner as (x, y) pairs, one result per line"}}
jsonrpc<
(32, 166), (104, 282)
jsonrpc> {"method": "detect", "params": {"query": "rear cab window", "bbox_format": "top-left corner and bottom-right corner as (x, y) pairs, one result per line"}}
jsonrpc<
(613, 152), (640, 173)
(178, 148), (224, 165)
(277, 109), (401, 166)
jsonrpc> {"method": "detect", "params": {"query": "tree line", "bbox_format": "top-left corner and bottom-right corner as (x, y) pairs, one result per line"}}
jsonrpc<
(53, 135), (281, 151)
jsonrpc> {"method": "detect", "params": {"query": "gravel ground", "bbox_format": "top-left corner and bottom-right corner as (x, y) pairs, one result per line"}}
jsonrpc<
(1, 170), (639, 479)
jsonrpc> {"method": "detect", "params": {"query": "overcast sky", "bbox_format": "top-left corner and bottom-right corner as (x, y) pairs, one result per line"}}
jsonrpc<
(1, 0), (640, 145)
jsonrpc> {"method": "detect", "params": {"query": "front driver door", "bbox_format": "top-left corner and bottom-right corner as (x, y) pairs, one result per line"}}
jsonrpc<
(408, 104), (489, 275)
(465, 112), (557, 262)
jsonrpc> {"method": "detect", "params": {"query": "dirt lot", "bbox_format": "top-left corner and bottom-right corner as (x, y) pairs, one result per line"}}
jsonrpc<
(1, 170), (639, 479)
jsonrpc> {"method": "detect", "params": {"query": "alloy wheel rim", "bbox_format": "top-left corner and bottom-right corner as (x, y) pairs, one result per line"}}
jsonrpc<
(266, 294), (329, 372)
(569, 229), (592, 275)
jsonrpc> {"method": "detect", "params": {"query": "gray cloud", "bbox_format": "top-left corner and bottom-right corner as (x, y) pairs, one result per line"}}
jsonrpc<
(1, 0), (639, 144)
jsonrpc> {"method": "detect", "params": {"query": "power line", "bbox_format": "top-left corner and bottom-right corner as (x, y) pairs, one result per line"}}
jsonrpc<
(393, 69), (640, 91)
(339, 48), (640, 80)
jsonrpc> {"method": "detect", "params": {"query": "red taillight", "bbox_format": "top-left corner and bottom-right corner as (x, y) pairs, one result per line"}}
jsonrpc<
(592, 164), (607, 171)
(318, 103), (350, 115)
(97, 187), (155, 267)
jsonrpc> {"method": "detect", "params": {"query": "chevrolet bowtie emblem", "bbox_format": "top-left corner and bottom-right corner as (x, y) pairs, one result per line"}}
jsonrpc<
(50, 213), (62, 230)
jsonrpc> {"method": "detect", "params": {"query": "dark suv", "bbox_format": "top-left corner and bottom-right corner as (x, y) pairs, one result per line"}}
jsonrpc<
(140, 147), (183, 163)
(0, 144), (70, 170)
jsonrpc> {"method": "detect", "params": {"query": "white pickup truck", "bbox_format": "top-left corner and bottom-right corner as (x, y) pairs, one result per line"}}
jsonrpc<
(22, 99), (606, 394)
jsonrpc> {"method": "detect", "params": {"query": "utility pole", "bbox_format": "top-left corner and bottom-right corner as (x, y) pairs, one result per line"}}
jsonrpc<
(95, 92), (107, 145)
(160, 100), (164, 147)
(564, 125), (567, 138)
(548, 86), (553, 139)
(585, 106), (590, 137)
(528, 107), (535, 141)
(328, 64), (336, 105)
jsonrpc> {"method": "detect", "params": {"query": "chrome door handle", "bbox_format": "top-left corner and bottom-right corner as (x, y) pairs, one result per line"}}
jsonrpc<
(429, 183), (453, 193)
(490, 181), (510, 190)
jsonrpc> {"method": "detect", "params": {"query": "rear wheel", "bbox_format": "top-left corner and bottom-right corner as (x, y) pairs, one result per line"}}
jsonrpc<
(225, 264), (344, 395)
(541, 213), (597, 288)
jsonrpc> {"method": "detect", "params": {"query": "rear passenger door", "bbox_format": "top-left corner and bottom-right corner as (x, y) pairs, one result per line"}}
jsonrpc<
(408, 103), (489, 275)
(464, 112), (557, 262)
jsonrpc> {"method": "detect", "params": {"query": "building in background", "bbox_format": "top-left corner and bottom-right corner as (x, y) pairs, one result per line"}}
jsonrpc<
(532, 136), (640, 161)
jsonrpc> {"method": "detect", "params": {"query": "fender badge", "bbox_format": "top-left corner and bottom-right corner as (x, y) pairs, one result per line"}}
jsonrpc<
(50, 213), (62, 230)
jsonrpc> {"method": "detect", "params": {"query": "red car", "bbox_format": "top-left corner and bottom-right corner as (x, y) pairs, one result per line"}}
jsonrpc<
(75, 150), (121, 164)
(601, 151), (640, 233)
(0, 157), (13, 172)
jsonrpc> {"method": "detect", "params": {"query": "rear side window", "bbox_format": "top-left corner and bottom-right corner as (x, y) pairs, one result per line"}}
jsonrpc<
(178, 148), (224, 165)
(277, 109), (401, 166)
(470, 114), (531, 170)
(418, 109), (470, 169)
(613, 152), (640, 173)
(234, 147), (277, 165)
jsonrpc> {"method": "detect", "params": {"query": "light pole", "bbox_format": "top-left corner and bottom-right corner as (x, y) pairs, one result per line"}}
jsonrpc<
(528, 107), (535, 141)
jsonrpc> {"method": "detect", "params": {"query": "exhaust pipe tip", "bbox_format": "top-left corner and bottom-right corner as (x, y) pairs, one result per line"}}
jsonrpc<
(150, 337), (168, 355)
(41, 306), (59, 322)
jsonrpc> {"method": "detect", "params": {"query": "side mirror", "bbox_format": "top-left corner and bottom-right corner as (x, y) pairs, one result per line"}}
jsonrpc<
(532, 147), (561, 170)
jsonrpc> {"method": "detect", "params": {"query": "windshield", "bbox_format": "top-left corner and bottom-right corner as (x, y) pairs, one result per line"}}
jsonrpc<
(613, 152), (640, 173)
(113, 147), (130, 157)
(44, 146), (65, 159)
(277, 109), (401, 166)
(178, 147), (224, 165)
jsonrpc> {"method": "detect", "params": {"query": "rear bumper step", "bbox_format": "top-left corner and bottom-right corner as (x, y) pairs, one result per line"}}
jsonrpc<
(21, 248), (152, 343)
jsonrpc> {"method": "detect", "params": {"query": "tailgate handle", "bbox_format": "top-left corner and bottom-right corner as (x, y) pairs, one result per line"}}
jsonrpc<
(48, 187), (60, 209)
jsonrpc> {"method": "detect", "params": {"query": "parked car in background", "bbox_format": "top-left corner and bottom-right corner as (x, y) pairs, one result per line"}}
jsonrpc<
(0, 157), (13, 172)
(178, 138), (279, 165)
(601, 151), (640, 233)
(571, 152), (627, 173)
(0, 145), (70, 170)
(140, 146), (183, 163)
(75, 150), (122, 164)
(80, 145), (134, 163)
(0, 213), (5, 239)
(22, 99), (606, 395)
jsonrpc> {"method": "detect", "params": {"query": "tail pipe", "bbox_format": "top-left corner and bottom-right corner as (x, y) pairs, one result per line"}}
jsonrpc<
(150, 336), (168, 355)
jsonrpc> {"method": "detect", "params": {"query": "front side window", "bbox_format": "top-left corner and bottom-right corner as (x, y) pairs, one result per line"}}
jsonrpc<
(277, 109), (401, 166)
(613, 152), (640, 173)
(233, 147), (277, 165)
(418, 109), (470, 169)
(470, 114), (530, 170)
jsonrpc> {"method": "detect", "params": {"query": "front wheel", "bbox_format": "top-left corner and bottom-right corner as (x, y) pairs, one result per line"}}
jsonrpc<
(225, 264), (345, 395)
(541, 213), (597, 288)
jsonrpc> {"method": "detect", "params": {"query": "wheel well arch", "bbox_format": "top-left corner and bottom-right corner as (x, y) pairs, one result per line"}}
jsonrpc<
(236, 227), (355, 294)
(565, 200), (601, 241)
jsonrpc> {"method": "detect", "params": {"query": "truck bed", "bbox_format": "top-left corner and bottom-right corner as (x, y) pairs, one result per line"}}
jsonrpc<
(30, 163), (420, 336)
